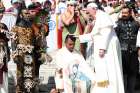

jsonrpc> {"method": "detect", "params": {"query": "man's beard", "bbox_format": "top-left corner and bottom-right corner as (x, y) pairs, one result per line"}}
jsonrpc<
(23, 16), (32, 21)
(121, 16), (130, 20)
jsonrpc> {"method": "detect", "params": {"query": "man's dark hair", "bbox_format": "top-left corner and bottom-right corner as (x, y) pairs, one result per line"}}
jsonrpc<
(125, 1), (137, 13)
(122, 6), (132, 13)
(65, 34), (76, 43)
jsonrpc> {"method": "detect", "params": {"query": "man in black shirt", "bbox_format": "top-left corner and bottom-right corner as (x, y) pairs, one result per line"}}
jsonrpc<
(115, 6), (140, 93)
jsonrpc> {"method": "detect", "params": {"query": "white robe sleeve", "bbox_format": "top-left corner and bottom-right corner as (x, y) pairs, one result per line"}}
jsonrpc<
(79, 33), (93, 43)
(98, 26), (112, 50)
(54, 52), (63, 70)
(136, 29), (140, 47)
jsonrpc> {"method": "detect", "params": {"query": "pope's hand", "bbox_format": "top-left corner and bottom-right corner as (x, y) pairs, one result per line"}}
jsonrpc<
(74, 35), (79, 38)
(73, 35), (79, 38)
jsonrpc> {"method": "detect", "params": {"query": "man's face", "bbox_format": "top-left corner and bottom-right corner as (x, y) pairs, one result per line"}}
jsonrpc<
(29, 9), (38, 18)
(22, 9), (31, 20)
(65, 38), (75, 52)
(121, 8), (131, 19)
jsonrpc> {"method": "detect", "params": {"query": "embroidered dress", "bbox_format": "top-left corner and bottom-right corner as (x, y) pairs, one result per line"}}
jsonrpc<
(11, 17), (48, 93)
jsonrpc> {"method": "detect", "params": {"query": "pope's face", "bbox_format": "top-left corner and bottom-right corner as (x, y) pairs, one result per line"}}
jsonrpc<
(65, 38), (75, 52)
(86, 7), (96, 19)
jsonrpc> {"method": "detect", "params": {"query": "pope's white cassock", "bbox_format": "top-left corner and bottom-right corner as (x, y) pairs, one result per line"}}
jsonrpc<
(55, 47), (95, 93)
(79, 10), (125, 93)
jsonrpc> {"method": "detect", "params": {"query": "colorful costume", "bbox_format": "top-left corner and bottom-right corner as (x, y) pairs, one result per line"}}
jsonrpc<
(11, 8), (49, 93)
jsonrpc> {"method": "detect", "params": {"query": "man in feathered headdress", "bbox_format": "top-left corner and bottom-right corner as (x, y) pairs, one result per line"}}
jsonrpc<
(11, 6), (49, 92)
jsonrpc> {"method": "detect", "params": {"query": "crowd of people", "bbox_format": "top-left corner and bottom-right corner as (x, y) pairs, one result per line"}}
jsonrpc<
(0, 0), (140, 93)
